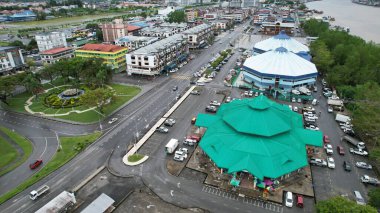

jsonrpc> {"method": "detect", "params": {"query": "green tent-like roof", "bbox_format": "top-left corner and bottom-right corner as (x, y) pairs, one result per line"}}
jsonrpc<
(195, 95), (322, 180)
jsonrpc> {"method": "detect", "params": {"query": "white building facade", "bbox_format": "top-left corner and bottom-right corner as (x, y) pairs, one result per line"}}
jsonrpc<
(35, 32), (67, 52)
(0, 46), (25, 75)
(126, 34), (189, 76)
(182, 24), (213, 49)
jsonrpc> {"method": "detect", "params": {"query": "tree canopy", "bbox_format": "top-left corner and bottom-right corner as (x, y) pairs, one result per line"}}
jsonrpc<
(316, 196), (376, 213)
(304, 19), (380, 166)
(166, 10), (186, 23)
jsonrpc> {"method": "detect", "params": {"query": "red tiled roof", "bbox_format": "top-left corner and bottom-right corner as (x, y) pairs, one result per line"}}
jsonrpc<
(41, 47), (72, 55)
(79, 44), (127, 52)
(127, 25), (141, 32)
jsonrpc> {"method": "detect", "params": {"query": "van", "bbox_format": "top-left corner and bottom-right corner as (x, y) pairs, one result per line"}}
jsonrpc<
(354, 191), (365, 205)
(312, 99), (318, 106)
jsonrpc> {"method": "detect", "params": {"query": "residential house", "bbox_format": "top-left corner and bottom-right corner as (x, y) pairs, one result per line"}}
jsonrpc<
(0, 46), (25, 75)
(40, 47), (74, 64)
(35, 32), (67, 52)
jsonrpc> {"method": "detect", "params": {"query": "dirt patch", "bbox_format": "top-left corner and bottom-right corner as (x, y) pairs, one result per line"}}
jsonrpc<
(114, 187), (208, 213)
(167, 159), (185, 176)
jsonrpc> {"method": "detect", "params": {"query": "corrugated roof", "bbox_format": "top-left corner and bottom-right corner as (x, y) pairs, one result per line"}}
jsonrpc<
(41, 47), (72, 55)
(243, 47), (317, 78)
(254, 31), (309, 53)
(78, 44), (127, 53)
(195, 95), (322, 179)
(127, 25), (141, 31)
(81, 193), (114, 213)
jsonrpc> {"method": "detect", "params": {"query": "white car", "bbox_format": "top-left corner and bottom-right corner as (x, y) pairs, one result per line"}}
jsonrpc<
(285, 191), (293, 207)
(210, 101), (221, 106)
(328, 106), (333, 113)
(350, 148), (368, 156)
(324, 144), (333, 155)
(356, 162), (372, 170)
(178, 147), (188, 154)
(291, 97), (296, 102)
(293, 106), (298, 112)
(225, 97), (232, 103)
(306, 125), (319, 131)
(108, 118), (118, 124)
(327, 157), (335, 169)
(305, 115), (318, 120)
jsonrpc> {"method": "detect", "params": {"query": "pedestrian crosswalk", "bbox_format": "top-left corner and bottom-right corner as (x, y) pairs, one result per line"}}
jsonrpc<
(201, 185), (283, 212)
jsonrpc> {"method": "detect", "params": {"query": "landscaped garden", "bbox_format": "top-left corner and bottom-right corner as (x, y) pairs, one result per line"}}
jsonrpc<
(0, 58), (141, 123)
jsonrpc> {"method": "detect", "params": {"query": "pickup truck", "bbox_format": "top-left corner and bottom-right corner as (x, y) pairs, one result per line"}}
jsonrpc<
(350, 148), (368, 156)
(361, 175), (380, 186)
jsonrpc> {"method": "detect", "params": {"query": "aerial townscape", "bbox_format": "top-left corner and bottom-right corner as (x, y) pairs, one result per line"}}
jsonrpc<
(1, 0), (380, 212)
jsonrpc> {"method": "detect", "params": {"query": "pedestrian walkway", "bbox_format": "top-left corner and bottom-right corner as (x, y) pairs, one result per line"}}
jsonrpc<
(201, 185), (283, 213)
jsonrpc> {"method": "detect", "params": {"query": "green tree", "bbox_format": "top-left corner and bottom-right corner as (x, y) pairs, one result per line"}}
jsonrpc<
(302, 19), (329, 37)
(316, 196), (377, 213)
(35, 11), (47, 21)
(166, 10), (186, 23)
(0, 75), (17, 105)
(310, 40), (333, 74)
(26, 39), (37, 51)
(369, 188), (380, 209)
(95, 29), (103, 42)
(80, 88), (115, 113)
(9, 40), (25, 49)
(40, 65), (57, 82)
(22, 73), (43, 97)
(298, 3), (307, 10)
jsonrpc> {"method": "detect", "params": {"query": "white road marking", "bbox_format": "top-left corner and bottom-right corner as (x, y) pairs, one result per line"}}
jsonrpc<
(170, 190), (174, 196)
(40, 137), (48, 158)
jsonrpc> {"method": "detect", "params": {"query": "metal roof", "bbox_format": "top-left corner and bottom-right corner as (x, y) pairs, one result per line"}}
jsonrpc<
(182, 23), (210, 34)
(133, 34), (183, 55)
(195, 95), (322, 179)
(81, 193), (114, 213)
(254, 31), (309, 53)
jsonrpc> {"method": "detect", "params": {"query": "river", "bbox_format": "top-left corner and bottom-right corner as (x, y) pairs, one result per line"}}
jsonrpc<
(306, 0), (380, 43)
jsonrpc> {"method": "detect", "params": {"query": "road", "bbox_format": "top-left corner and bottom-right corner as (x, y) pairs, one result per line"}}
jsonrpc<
(0, 20), (262, 212)
(310, 81), (378, 203)
(0, 19), (322, 212)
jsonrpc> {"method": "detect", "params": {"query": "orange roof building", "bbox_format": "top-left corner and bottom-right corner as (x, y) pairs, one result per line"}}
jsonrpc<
(40, 47), (74, 64)
(75, 44), (128, 72)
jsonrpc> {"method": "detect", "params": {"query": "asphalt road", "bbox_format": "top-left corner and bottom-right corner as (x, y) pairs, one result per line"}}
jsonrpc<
(0, 20), (315, 213)
(310, 81), (377, 203)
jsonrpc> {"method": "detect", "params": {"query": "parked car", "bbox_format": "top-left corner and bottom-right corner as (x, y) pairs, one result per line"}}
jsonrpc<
(285, 191), (293, 207)
(296, 195), (303, 208)
(337, 146), (345, 155)
(356, 162), (372, 170)
(210, 101), (221, 106)
(173, 86), (178, 91)
(108, 118), (118, 124)
(205, 105), (217, 113)
(343, 161), (351, 172)
(323, 135), (331, 143)
(306, 125), (319, 131)
(327, 157), (335, 169)
(248, 91), (253, 97)
(328, 106), (333, 113)
(164, 118), (176, 126)
(156, 126), (169, 133)
(187, 135), (201, 142)
(309, 158), (327, 167)
(183, 138), (197, 146)
(191, 90), (201, 95)
(350, 148), (368, 156)
(191, 117), (197, 124)
(361, 175), (380, 186)
(297, 98), (302, 103)
(324, 144), (333, 155)
(293, 106), (298, 112)
(225, 96), (232, 103)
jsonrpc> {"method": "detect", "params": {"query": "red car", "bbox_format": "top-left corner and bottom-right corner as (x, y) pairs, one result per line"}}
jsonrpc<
(296, 195), (304, 208)
(337, 146), (345, 155)
(187, 135), (201, 142)
(323, 135), (331, 143)
(29, 159), (43, 169)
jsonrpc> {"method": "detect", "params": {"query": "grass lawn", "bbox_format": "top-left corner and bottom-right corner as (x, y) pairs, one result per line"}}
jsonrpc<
(0, 137), (18, 169)
(0, 131), (101, 205)
(128, 154), (144, 162)
(4, 84), (141, 123)
(0, 127), (33, 177)
(10, 12), (131, 28)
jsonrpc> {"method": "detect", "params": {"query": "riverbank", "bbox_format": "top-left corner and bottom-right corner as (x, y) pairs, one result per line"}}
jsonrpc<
(306, 0), (380, 43)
